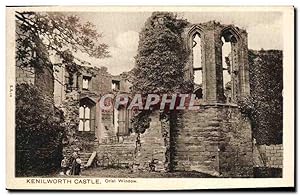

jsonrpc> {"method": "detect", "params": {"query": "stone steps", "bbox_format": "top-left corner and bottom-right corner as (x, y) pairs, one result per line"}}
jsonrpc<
(78, 152), (93, 166)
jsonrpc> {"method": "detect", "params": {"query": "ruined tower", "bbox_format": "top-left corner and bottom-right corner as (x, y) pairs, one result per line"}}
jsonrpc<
(170, 21), (253, 177)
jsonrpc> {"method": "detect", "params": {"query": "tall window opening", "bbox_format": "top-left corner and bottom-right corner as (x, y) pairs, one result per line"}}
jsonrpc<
(192, 33), (203, 99)
(221, 32), (237, 102)
(113, 106), (131, 136)
(82, 76), (91, 90)
(112, 80), (120, 91)
(79, 98), (95, 132)
(118, 107), (127, 136)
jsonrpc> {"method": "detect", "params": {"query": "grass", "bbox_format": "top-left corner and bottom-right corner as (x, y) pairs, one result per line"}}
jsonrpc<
(29, 167), (215, 178)
(80, 167), (215, 178)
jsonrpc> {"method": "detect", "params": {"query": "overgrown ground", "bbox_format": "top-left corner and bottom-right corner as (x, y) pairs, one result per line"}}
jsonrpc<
(35, 167), (282, 178)
(38, 167), (215, 178)
(79, 167), (215, 178)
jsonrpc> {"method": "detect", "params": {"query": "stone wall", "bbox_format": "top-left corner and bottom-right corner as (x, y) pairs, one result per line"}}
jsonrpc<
(62, 91), (80, 155)
(62, 91), (98, 155)
(16, 66), (35, 84)
(170, 105), (253, 177)
(96, 135), (136, 168)
(59, 20), (255, 177)
(78, 66), (112, 94)
(62, 66), (111, 153)
(218, 106), (253, 177)
(16, 65), (54, 100)
(95, 111), (170, 172)
(170, 109), (220, 176)
(62, 65), (136, 164)
(256, 144), (283, 168)
(135, 111), (170, 172)
(35, 65), (55, 99)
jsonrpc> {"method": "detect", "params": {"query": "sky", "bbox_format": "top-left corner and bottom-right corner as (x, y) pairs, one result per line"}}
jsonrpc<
(72, 11), (283, 75)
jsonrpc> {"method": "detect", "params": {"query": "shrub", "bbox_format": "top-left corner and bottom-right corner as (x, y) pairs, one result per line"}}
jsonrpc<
(15, 83), (65, 176)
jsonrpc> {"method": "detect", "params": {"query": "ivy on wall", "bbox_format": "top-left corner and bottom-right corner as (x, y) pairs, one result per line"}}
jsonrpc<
(131, 12), (192, 133)
(243, 49), (283, 145)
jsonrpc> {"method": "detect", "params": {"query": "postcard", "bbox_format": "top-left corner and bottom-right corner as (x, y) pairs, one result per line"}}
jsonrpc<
(6, 6), (295, 190)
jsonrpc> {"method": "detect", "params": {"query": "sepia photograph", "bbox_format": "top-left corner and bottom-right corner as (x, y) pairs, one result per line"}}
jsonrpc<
(6, 6), (294, 190)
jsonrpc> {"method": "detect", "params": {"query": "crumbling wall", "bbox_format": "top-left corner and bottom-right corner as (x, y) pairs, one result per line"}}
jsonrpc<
(62, 92), (98, 156)
(16, 65), (54, 99)
(134, 111), (170, 172)
(95, 111), (170, 172)
(62, 66), (113, 156)
(62, 91), (80, 156)
(183, 21), (250, 104)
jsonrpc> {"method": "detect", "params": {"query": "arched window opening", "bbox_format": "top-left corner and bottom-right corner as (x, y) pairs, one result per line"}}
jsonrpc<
(79, 98), (95, 132)
(118, 107), (127, 136)
(192, 33), (203, 94)
(113, 106), (131, 137)
(221, 32), (237, 102)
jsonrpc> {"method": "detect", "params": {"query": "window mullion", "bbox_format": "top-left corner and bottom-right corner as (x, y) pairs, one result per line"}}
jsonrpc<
(83, 106), (86, 131)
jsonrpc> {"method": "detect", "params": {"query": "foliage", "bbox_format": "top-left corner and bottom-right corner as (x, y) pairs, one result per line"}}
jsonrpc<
(132, 12), (192, 95)
(246, 49), (283, 145)
(132, 111), (151, 134)
(238, 96), (256, 120)
(15, 83), (65, 176)
(131, 12), (191, 133)
(15, 11), (109, 75)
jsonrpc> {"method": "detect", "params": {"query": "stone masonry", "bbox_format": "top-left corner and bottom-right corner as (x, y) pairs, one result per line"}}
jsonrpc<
(170, 106), (252, 177)
(16, 66), (35, 85)
(256, 144), (283, 168)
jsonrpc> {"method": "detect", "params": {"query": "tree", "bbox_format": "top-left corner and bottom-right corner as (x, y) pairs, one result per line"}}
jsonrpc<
(131, 12), (191, 133)
(15, 11), (110, 78)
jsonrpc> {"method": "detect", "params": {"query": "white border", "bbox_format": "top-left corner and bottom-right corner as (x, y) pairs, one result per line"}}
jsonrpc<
(1, 2), (297, 193)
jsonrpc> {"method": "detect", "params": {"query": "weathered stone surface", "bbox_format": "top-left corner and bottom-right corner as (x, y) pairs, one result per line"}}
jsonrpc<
(170, 105), (253, 177)
(16, 65), (54, 99)
(256, 144), (283, 168)
(133, 111), (170, 172)
(16, 66), (35, 85)
(96, 135), (136, 168)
